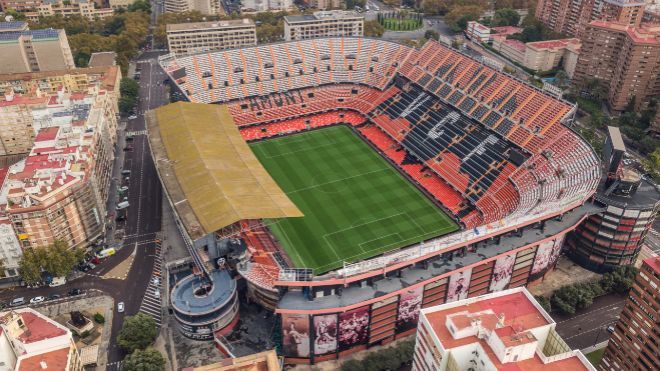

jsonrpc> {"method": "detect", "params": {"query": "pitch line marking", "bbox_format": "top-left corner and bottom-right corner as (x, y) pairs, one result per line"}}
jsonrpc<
(286, 168), (390, 194)
(358, 233), (403, 250)
(314, 223), (459, 273)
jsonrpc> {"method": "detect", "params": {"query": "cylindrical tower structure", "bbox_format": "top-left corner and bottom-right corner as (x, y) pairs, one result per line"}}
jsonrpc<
(565, 178), (659, 272)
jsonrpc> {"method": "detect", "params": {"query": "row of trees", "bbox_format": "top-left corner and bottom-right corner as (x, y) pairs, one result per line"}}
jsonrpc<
(341, 339), (415, 371)
(28, 4), (150, 73)
(117, 313), (166, 370)
(19, 240), (85, 285)
(378, 11), (423, 31)
(120, 77), (140, 115)
(539, 266), (638, 315)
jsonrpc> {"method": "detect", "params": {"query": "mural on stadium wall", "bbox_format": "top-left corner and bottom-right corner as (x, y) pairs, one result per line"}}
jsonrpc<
(489, 254), (516, 292)
(446, 268), (472, 303)
(282, 314), (310, 358)
(314, 314), (338, 356)
(550, 236), (564, 265)
(396, 286), (423, 332)
(338, 306), (370, 350)
(531, 240), (555, 275)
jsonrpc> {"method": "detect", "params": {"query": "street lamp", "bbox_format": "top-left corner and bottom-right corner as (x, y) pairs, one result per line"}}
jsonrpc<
(593, 326), (604, 347)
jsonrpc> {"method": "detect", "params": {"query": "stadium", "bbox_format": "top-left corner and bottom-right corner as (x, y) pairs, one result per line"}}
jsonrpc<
(149, 38), (602, 363)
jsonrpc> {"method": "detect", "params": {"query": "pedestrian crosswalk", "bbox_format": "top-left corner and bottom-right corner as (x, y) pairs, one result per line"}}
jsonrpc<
(138, 240), (163, 326)
(106, 361), (122, 371)
(127, 130), (148, 136)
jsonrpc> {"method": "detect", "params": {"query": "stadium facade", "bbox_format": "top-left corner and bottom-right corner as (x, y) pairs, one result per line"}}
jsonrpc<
(152, 37), (607, 364)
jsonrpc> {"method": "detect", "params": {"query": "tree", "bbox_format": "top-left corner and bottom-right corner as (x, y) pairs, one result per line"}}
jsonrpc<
(492, 8), (520, 26)
(127, 0), (151, 13)
(641, 147), (660, 180)
(424, 29), (440, 41)
(444, 5), (483, 32)
(117, 313), (158, 352)
(600, 266), (638, 294)
(554, 70), (569, 88)
(120, 78), (140, 115)
(364, 20), (385, 37)
(18, 240), (84, 284)
(122, 348), (166, 371)
(534, 295), (551, 312)
(422, 0), (449, 15)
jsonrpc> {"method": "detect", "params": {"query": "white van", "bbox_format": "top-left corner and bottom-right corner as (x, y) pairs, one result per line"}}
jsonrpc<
(49, 277), (66, 287)
(116, 201), (130, 210)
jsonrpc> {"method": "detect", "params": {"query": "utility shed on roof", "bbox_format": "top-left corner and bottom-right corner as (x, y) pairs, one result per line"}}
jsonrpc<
(146, 102), (303, 240)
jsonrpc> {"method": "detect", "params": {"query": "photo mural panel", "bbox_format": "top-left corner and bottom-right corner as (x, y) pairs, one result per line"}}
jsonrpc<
(549, 235), (564, 266)
(396, 286), (423, 332)
(314, 314), (338, 356)
(531, 240), (555, 275)
(489, 254), (516, 292)
(446, 268), (472, 303)
(338, 306), (370, 350)
(282, 314), (311, 358)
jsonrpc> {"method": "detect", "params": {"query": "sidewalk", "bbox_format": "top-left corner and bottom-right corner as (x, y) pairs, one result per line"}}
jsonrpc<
(581, 340), (609, 354)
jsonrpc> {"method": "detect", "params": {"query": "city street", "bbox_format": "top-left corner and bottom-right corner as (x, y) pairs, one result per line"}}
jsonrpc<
(553, 294), (626, 351)
(0, 55), (169, 370)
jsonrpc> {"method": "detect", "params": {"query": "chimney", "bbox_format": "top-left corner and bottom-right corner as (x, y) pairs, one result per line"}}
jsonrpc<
(40, 361), (47, 369)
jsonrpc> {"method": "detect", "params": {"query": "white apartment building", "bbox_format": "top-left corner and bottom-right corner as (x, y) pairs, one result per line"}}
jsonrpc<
(284, 11), (363, 41)
(166, 19), (256, 56)
(164, 0), (217, 15)
(241, 0), (292, 12)
(412, 287), (595, 371)
(0, 308), (82, 371)
(0, 216), (22, 278)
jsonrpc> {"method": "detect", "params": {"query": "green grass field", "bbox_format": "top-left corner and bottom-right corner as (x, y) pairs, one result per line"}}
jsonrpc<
(250, 126), (458, 273)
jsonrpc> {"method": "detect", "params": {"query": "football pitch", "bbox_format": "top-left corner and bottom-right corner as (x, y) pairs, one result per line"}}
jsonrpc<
(250, 126), (458, 273)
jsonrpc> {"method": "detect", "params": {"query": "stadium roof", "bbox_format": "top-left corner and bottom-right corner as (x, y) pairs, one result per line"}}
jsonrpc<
(146, 102), (302, 240)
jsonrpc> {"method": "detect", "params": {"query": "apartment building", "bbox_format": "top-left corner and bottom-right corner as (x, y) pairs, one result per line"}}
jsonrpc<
(166, 19), (256, 56)
(535, 0), (645, 38)
(491, 36), (582, 77)
(164, 0), (217, 15)
(24, 1), (114, 21)
(465, 21), (492, 42)
(412, 287), (595, 371)
(308, 0), (342, 10)
(284, 11), (363, 41)
(1, 87), (117, 250)
(574, 21), (660, 112)
(109, 0), (135, 9)
(241, 0), (292, 12)
(0, 94), (45, 158)
(0, 308), (82, 371)
(599, 257), (659, 371)
(0, 29), (75, 74)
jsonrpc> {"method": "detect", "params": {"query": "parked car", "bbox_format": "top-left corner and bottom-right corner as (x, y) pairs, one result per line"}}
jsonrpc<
(30, 296), (45, 304)
(10, 297), (25, 307)
(68, 288), (83, 296)
(123, 145), (133, 152)
(117, 302), (125, 313)
(48, 294), (61, 300)
(607, 325), (615, 334)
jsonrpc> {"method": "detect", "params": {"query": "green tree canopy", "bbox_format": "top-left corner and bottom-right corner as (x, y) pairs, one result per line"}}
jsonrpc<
(122, 348), (165, 371)
(117, 313), (159, 352)
(18, 240), (84, 284)
(492, 8), (520, 26)
(364, 20), (386, 37)
(445, 5), (484, 32)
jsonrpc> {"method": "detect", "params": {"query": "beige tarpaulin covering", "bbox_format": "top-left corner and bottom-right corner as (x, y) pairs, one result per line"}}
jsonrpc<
(146, 102), (302, 240)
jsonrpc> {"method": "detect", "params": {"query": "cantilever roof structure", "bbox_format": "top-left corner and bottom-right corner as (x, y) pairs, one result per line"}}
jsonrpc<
(146, 102), (302, 240)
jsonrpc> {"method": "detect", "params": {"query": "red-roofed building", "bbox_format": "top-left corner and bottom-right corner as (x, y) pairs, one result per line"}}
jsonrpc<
(599, 256), (659, 370)
(492, 36), (582, 77)
(412, 287), (595, 371)
(1, 87), (118, 250)
(574, 21), (660, 112)
(0, 308), (81, 371)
